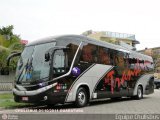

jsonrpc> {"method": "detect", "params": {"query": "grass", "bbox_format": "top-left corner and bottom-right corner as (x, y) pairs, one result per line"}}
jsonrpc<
(0, 93), (13, 99)
(0, 93), (32, 108)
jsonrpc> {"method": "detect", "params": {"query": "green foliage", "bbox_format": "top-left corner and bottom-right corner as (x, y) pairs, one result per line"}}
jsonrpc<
(0, 35), (20, 48)
(0, 49), (10, 68)
(0, 25), (13, 36)
(0, 25), (24, 71)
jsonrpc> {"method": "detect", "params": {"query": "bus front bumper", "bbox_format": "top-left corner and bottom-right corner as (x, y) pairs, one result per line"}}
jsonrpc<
(13, 83), (67, 104)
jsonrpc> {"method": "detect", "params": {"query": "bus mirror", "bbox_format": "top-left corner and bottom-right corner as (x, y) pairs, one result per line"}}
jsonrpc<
(45, 53), (50, 62)
(0, 67), (9, 75)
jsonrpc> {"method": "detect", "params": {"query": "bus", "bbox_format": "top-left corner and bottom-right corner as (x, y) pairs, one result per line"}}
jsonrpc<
(8, 35), (154, 107)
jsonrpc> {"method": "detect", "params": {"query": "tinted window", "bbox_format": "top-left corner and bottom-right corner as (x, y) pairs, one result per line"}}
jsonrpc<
(99, 47), (111, 65)
(115, 51), (125, 68)
(66, 43), (78, 66)
(80, 43), (98, 63)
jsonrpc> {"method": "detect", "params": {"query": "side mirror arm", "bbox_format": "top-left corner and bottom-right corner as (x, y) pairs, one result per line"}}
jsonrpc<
(7, 52), (21, 67)
(1, 52), (21, 75)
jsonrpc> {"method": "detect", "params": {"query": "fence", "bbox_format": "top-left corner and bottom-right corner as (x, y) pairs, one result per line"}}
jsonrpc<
(0, 72), (15, 91)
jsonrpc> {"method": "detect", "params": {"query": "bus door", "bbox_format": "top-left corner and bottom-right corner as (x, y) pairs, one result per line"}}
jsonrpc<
(52, 49), (68, 77)
(95, 48), (121, 98)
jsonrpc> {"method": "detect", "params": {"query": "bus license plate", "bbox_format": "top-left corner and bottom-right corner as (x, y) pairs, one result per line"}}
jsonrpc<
(22, 97), (28, 101)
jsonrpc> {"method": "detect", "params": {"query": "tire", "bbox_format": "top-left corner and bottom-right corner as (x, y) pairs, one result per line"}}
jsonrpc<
(154, 84), (156, 89)
(14, 96), (20, 102)
(75, 87), (88, 107)
(154, 84), (160, 89)
(136, 86), (143, 100)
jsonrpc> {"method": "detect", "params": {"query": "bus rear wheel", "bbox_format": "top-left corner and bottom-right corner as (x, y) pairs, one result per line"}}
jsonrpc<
(136, 86), (143, 100)
(75, 87), (88, 107)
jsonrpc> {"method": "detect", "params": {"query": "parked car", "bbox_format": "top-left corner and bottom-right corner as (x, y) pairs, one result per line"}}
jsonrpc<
(154, 79), (160, 89)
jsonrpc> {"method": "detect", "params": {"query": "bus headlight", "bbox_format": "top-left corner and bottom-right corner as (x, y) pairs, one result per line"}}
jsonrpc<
(39, 82), (46, 87)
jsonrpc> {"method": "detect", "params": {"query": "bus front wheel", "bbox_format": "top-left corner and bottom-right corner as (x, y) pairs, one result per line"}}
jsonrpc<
(75, 87), (88, 107)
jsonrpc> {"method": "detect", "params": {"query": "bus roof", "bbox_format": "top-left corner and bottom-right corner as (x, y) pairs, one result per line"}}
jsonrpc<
(26, 35), (153, 62)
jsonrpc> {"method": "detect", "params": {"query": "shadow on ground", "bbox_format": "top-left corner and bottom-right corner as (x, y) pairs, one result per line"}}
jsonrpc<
(3, 96), (150, 110)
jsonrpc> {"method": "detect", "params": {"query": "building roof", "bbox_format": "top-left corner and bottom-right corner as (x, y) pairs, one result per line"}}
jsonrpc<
(83, 30), (140, 44)
(104, 31), (140, 44)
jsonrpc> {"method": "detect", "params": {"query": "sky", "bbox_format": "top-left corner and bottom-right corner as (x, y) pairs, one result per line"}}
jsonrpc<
(0, 0), (160, 50)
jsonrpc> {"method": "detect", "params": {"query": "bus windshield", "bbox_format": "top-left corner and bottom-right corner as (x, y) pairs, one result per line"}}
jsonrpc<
(15, 42), (56, 83)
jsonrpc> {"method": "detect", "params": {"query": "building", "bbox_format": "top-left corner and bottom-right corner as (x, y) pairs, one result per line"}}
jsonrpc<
(143, 48), (153, 56)
(82, 30), (140, 50)
(139, 47), (160, 59)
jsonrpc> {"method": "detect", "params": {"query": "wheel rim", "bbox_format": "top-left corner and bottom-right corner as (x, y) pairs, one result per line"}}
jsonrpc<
(78, 91), (86, 104)
(138, 88), (142, 98)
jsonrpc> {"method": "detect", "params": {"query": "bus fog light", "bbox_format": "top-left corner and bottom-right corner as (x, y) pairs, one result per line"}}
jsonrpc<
(44, 96), (48, 100)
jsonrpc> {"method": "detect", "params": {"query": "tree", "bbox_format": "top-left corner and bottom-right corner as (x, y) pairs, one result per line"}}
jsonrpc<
(0, 25), (24, 72)
(0, 25), (14, 40)
(0, 25), (13, 35)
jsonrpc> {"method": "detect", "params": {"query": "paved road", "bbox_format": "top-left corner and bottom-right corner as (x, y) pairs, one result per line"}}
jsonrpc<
(0, 89), (160, 120)
(84, 89), (160, 114)
(0, 89), (160, 114)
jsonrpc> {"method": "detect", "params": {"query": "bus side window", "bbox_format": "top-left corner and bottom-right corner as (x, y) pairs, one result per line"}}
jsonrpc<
(99, 47), (110, 65)
(124, 53), (130, 69)
(80, 43), (98, 63)
(112, 51), (125, 75)
(66, 43), (78, 66)
(116, 51), (125, 68)
(109, 49), (115, 65)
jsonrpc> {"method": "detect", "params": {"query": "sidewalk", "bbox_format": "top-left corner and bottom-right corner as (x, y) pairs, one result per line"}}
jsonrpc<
(0, 91), (12, 94)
